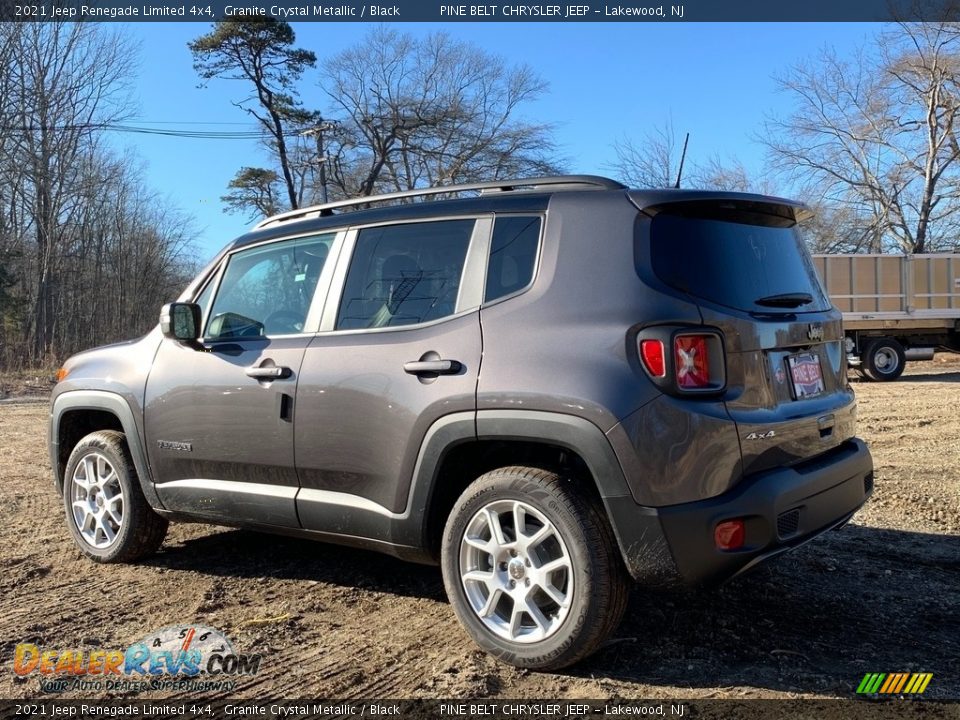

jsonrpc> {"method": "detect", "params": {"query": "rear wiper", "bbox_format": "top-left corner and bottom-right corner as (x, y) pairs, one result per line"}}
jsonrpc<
(755, 292), (814, 308)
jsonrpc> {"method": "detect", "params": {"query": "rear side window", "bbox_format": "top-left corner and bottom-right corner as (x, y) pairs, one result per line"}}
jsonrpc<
(336, 220), (474, 330)
(485, 216), (541, 303)
(650, 211), (831, 313)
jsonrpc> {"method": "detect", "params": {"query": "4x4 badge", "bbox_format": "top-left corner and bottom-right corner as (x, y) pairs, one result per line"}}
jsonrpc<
(808, 323), (824, 342)
(745, 431), (776, 440)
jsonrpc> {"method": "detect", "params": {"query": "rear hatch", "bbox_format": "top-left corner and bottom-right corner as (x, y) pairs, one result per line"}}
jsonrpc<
(636, 195), (855, 476)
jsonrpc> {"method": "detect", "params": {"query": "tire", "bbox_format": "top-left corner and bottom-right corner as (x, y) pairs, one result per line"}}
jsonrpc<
(62, 430), (168, 563)
(862, 338), (906, 381)
(441, 466), (629, 670)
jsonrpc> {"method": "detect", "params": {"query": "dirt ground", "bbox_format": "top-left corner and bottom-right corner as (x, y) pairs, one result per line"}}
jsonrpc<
(0, 359), (957, 701)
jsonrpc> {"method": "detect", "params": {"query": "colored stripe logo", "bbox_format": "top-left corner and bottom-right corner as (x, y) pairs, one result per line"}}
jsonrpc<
(857, 673), (933, 694)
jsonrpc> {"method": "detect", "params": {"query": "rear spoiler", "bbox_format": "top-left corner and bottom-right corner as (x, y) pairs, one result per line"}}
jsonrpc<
(627, 189), (813, 224)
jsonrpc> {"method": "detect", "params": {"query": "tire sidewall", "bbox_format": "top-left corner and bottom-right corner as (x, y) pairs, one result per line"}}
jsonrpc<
(441, 472), (599, 668)
(865, 339), (905, 381)
(62, 433), (140, 563)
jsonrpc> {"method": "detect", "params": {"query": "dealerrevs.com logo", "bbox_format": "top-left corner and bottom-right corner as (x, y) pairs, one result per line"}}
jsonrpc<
(14, 625), (261, 693)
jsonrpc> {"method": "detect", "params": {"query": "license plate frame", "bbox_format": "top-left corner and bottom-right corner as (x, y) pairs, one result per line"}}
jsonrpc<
(786, 352), (825, 399)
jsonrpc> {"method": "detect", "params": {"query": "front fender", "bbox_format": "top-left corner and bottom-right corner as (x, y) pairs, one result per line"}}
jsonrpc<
(49, 390), (163, 509)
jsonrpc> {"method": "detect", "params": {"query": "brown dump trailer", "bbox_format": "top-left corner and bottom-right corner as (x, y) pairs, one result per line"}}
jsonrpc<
(812, 253), (960, 380)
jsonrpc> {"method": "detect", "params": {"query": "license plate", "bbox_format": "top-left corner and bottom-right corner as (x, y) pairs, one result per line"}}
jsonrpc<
(787, 353), (825, 398)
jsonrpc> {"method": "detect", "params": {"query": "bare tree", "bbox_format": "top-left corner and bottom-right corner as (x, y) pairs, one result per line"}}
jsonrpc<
(0, 25), (198, 369)
(796, 201), (887, 253)
(3, 23), (135, 361)
(607, 120), (683, 188)
(0, 25), (19, 316)
(763, 22), (960, 254)
(607, 119), (782, 195)
(321, 27), (561, 199)
(689, 155), (781, 195)
(189, 20), (317, 211)
(49, 148), (197, 358)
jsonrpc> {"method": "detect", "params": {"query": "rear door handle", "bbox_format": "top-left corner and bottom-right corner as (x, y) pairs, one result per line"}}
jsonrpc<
(403, 359), (462, 375)
(245, 365), (292, 380)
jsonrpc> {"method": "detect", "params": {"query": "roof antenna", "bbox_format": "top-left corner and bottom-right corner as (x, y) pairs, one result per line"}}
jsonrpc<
(674, 132), (690, 189)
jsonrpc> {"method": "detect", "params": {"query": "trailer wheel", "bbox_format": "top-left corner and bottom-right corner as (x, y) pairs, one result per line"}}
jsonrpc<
(862, 338), (906, 381)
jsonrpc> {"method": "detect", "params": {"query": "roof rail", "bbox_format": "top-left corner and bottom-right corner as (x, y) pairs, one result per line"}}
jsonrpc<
(254, 175), (627, 230)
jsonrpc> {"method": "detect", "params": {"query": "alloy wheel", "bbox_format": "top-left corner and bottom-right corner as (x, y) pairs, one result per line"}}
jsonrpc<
(459, 499), (573, 643)
(70, 452), (124, 548)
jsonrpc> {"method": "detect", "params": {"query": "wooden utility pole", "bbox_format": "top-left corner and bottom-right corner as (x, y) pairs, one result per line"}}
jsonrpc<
(302, 119), (340, 204)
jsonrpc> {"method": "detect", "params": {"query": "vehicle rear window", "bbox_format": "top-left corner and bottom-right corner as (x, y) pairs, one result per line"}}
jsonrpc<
(649, 211), (832, 313)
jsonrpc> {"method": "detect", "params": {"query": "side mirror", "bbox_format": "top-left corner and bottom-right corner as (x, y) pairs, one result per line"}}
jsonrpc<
(160, 303), (201, 342)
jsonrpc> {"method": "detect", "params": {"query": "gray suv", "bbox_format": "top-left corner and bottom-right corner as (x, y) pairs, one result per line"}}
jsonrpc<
(49, 176), (873, 670)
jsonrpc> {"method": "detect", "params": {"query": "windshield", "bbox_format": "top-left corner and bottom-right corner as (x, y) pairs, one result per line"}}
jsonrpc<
(649, 211), (832, 314)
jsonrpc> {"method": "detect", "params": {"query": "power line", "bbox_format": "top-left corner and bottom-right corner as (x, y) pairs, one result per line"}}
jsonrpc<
(112, 125), (272, 139)
(0, 122), (313, 139)
(129, 121), (256, 125)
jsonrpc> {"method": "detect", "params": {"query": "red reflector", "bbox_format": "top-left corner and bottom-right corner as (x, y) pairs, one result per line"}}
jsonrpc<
(715, 519), (745, 550)
(639, 339), (666, 377)
(675, 335), (710, 388)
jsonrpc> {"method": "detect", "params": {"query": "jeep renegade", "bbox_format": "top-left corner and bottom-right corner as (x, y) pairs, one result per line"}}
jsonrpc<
(49, 176), (874, 670)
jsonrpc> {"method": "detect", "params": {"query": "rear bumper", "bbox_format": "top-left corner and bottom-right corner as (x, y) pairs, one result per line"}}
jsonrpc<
(606, 438), (874, 586)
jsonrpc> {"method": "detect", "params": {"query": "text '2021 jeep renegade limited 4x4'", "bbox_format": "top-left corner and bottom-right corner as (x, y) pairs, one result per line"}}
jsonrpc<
(50, 176), (873, 670)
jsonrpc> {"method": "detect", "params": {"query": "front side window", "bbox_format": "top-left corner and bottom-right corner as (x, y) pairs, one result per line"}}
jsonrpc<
(336, 220), (474, 330)
(193, 273), (217, 326)
(206, 234), (334, 339)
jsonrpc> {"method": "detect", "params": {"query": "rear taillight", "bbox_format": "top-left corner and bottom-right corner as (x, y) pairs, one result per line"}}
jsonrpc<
(639, 339), (666, 378)
(637, 327), (726, 394)
(674, 335), (710, 388)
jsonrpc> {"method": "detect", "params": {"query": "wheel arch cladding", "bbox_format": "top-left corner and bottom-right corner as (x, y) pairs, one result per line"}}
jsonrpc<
(413, 409), (666, 578)
(50, 391), (162, 509)
(54, 409), (123, 489)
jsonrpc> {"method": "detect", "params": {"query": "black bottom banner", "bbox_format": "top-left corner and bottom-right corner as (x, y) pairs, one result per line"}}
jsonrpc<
(1, 699), (958, 720)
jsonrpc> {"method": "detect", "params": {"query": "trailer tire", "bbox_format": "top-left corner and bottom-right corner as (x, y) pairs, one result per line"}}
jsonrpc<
(862, 338), (906, 381)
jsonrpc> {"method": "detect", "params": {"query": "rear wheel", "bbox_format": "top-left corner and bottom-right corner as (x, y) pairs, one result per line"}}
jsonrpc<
(862, 338), (906, 381)
(63, 430), (168, 563)
(441, 466), (629, 670)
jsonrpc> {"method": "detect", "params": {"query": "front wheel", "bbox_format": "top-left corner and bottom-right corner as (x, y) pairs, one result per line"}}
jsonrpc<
(441, 466), (629, 670)
(62, 430), (168, 563)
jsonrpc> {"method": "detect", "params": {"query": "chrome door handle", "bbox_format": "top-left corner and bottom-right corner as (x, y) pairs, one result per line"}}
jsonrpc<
(403, 359), (462, 375)
(245, 365), (291, 380)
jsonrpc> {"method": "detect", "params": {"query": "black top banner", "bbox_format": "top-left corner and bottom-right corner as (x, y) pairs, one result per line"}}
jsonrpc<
(3, 0), (960, 22)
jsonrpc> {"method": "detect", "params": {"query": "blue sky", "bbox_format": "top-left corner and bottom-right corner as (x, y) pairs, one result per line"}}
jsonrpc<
(117, 22), (879, 261)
